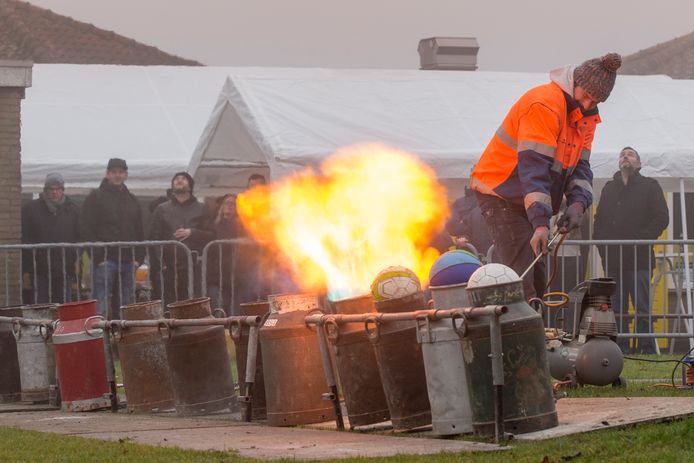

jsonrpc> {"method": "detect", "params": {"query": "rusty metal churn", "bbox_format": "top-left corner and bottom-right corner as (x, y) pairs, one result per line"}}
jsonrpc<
(232, 301), (270, 420)
(0, 306), (22, 403)
(118, 300), (175, 413)
(328, 294), (390, 427)
(15, 304), (58, 403)
(421, 282), (474, 435)
(464, 266), (558, 435)
(165, 297), (236, 415)
(260, 293), (334, 426)
(373, 292), (431, 430)
(53, 300), (111, 411)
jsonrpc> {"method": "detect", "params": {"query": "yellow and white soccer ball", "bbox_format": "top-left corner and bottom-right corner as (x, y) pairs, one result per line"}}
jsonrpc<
(371, 265), (422, 301)
(467, 263), (521, 288)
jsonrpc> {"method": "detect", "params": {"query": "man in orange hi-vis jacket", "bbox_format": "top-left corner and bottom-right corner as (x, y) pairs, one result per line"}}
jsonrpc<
(471, 53), (622, 299)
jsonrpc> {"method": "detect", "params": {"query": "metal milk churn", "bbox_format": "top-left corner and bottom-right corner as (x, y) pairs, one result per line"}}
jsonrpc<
(0, 306), (22, 403)
(259, 293), (335, 426)
(373, 292), (431, 430)
(118, 300), (175, 413)
(328, 294), (390, 427)
(165, 297), (236, 415)
(53, 300), (111, 411)
(465, 277), (558, 435)
(422, 282), (474, 435)
(15, 304), (57, 403)
(232, 301), (270, 420)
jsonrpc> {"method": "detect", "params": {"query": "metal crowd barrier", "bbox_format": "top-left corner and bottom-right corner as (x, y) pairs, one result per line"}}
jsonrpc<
(5, 238), (694, 351)
(543, 239), (694, 352)
(200, 238), (271, 316)
(0, 241), (194, 310)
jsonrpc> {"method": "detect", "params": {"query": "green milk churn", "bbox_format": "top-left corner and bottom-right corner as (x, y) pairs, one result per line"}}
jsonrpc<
(464, 265), (558, 436)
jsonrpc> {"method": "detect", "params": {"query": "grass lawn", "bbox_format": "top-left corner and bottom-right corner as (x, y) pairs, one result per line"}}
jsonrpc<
(2, 355), (693, 462)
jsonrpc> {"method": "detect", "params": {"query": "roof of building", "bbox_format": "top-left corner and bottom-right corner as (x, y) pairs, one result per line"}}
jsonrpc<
(620, 30), (694, 79)
(0, 0), (201, 66)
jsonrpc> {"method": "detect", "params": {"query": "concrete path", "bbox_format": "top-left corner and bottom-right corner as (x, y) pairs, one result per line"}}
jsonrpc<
(516, 396), (694, 441)
(0, 407), (504, 460)
(2, 397), (693, 459)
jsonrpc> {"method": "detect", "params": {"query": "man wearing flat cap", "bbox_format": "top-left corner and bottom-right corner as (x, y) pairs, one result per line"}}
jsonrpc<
(21, 173), (80, 303)
(471, 53), (622, 299)
(80, 158), (144, 319)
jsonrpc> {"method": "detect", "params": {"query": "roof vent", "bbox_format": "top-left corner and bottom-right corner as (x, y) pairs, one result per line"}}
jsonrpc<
(418, 37), (479, 71)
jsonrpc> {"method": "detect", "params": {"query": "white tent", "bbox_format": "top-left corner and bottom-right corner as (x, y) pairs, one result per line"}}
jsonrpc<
(189, 68), (694, 197)
(21, 64), (239, 194)
(22, 65), (694, 197)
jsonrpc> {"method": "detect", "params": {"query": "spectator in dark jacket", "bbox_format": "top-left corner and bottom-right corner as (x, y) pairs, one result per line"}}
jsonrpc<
(206, 194), (240, 314)
(594, 147), (669, 354)
(80, 158), (144, 319)
(149, 172), (213, 305)
(22, 173), (80, 303)
(147, 189), (172, 301)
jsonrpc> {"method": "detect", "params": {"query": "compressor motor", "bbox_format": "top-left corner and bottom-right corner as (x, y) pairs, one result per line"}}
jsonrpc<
(545, 278), (625, 387)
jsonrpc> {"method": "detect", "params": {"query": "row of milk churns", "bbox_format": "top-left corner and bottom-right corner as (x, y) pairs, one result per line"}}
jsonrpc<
(255, 278), (558, 436)
(1, 277), (557, 437)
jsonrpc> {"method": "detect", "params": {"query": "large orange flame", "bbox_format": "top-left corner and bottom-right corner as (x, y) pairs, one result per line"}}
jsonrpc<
(236, 144), (449, 300)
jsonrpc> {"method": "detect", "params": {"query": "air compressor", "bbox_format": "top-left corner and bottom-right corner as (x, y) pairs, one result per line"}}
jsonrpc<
(544, 278), (625, 387)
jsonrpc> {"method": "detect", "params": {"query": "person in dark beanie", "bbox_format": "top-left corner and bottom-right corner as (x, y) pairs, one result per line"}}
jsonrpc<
(471, 53), (621, 299)
(149, 172), (213, 305)
(80, 158), (144, 319)
(22, 173), (80, 303)
(594, 147), (668, 354)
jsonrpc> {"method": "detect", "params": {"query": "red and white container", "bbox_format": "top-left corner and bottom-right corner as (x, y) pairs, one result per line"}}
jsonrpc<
(53, 300), (110, 412)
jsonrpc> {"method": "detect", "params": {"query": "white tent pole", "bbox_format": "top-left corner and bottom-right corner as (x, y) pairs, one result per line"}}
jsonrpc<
(678, 178), (694, 349)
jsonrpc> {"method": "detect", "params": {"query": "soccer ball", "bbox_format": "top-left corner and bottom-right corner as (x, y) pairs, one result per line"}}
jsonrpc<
(371, 266), (422, 301)
(467, 263), (521, 288)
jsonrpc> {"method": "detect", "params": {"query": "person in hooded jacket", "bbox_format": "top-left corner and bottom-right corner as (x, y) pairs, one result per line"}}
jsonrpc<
(80, 158), (144, 319)
(445, 187), (493, 259)
(22, 173), (80, 303)
(206, 194), (240, 314)
(471, 53), (622, 299)
(149, 172), (214, 306)
(594, 147), (668, 354)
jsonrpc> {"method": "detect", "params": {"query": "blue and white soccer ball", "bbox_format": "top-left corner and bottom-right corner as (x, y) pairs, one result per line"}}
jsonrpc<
(467, 263), (521, 288)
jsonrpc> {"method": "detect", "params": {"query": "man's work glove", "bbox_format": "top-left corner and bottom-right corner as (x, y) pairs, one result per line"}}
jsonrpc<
(557, 202), (585, 234)
(530, 226), (550, 256)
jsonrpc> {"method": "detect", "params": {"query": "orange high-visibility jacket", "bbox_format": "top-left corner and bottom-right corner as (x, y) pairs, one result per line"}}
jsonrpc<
(471, 80), (598, 230)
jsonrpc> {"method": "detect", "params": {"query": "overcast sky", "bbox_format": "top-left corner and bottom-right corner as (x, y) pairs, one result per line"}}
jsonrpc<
(28, 0), (694, 72)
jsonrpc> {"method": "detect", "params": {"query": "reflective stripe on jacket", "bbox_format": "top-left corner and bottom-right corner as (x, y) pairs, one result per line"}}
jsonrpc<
(471, 81), (598, 229)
